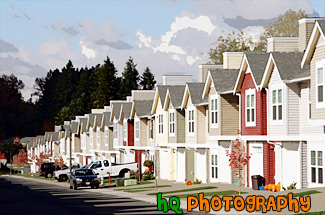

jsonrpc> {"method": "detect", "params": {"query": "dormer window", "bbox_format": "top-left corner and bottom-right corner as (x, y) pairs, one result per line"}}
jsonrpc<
(271, 87), (283, 124)
(188, 109), (195, 134)
(158, 114), (163, 134)
(210, 95), (218, 127)
(169, 111), (175, 136)
(245, 88), (256, 127)
(135, 119), (140, 140)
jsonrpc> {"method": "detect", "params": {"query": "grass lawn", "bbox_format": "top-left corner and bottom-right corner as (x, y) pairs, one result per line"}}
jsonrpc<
(291, 190), (321, 197)
(147, 186), (218, 196)
(165, 190), (247, 199)
(116, 185), (171, 191)
(19, 173), (56, 181)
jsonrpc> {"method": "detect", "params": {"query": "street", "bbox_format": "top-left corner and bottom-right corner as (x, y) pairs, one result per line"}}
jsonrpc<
(0, 176), (189, 215)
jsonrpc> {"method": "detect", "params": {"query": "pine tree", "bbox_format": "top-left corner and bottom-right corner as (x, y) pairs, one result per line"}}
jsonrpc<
(140, 67), (156, 90)
(119, 57), (140, 99)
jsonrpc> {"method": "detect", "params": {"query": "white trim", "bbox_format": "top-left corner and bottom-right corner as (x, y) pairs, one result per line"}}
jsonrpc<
(245, 88), (256, 127)
(188, 107), (195, 136)
(210, 94), (219, 128)
(168, 109), (176, 136)
(270, 84), (284, 125)
(134, 118), (140, 141)
(158, 112), (164, 136)
(283, 76), (310, 83)
(123, 118), (127, 141)
(316, 59), (325, 109)
(308, 119), (325, 126)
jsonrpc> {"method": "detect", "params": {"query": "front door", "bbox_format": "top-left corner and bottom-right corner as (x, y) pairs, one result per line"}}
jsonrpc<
(249, 143), (263, 187)
(210, 153), (218, 183)
(177, 148), (186, 182)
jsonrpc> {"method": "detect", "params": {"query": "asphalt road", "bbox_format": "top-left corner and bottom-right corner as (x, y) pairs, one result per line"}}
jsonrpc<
(0, 176), (194, 215)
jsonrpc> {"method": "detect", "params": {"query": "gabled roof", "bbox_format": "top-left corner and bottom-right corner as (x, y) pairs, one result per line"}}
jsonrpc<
(164, 85), (186, 110)
(103, 112), (112, 127)
(36, 135), (44, 145)
(52, 132), (59, 142)
(181, 83), (207, 108)
(151, 85), (168, 114)
(261, 52), (310, 88)
(132, 100), (154, 118)
(20, 137), (33, 145)
(111, 102), (123, 121)
(63, 125), (71, 138)
(88, 113), (103, 128)
(79, 118), (88, 133)
(71, 121), (79, 134)
(119, 102), (132, 120)
(301, 19), (325, 67)
(233, 52), (269, 93)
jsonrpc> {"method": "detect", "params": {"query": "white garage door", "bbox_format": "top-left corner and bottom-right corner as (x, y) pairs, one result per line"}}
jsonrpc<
(177, 148), (186, 182)
(160, 149), (169, 180)
(249, 143), (264, 187)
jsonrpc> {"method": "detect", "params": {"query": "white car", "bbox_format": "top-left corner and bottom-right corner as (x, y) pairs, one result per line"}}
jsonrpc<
(85, 160), (138, 178)
(54, 163), (81, 182)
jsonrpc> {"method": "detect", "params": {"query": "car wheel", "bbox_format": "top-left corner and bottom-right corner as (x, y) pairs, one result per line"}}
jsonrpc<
(62, 175), (68, 181)
(73, 182), (78, 190)
(46, 172), (52, 178)
(69, 185), (73, 189)
(58, 175), (63, 182)
(119, 170), (126, 178)
(96, 184), (99, 189)
(91, 185), (94, 189)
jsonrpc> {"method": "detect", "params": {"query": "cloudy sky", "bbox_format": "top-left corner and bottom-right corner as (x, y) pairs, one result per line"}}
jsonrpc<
(0, 0), (324, 101)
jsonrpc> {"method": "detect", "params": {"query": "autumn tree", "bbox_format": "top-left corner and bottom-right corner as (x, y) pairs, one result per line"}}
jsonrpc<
(12, 149), (28, 167)
(226, 131), (251, 194)
(256, 9), (308, 51)
(35, 152), (50, 167)
(140, 67), (156, 90)
(54, 155), (66, 168)
(208, 30), (256, 64)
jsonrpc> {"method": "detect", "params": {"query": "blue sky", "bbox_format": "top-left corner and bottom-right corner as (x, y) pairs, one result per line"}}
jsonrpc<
(0, 0), (323, 100)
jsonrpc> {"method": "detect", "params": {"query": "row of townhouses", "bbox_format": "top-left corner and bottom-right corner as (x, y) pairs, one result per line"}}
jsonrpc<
(22, 18), (325, 189)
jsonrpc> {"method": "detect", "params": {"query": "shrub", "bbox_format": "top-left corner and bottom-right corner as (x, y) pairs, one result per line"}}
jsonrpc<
(282, 182), (297, 190)
(193, 179), (202, 184)
(143, 160), (154, 168)
(142, 171), (155, 180)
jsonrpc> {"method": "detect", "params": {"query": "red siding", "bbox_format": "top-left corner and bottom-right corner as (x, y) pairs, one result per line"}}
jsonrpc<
(127, 120), (134, 146)
(263, 142), (275, 184)
(240, 73), (267, 136)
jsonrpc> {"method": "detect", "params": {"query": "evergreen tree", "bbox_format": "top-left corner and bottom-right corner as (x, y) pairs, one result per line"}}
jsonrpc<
(119, 57), (140, 99)
(140, 67), (156, 90)
(93, 57), (119, 108)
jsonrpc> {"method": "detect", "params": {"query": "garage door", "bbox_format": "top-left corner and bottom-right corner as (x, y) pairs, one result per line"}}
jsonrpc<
(176, 148), (186, 182)
(160, 149), (169, 180)
(196, 149), (207, 183)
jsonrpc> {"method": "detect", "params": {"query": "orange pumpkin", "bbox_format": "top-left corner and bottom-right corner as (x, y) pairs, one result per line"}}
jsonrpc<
(271, 184), (276, 192)
(264, 185), (268, 190)
(276, 182), (281, 192)
(186, 180), (192, 186)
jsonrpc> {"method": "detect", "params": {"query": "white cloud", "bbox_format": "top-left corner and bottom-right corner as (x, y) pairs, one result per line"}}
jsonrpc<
(80, 40), (96, 59)
(186, 56), (201, 66)
(172, 54), (181, 61)
(136, 30), (152, 48)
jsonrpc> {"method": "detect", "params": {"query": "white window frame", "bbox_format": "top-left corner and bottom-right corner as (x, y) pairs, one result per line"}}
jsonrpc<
(169, 110), (175, 136)
(245, 88), (256, 127)
(123, 119), (127, 141)
(104, 127), (109, 147)
(97, 128), (100, 148)
(158, 113), (163, 135)
(210, 94), (218, 128)
(113, 122), (118, 140)
(135, 118), (140, 141)
(316, 60), (325, 109)
(210, 154), (218, 181)
(311, 150), (323, 185)
(149, 119), (154, 140)
(188, 108), (195, 136)
(271, 85), (283, 125)
(90, 128), (93, 147)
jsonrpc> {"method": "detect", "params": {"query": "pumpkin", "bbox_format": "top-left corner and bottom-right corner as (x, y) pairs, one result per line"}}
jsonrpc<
(186, 180), (192, 186)
(276, 182), (281, 192)
(264, 185), (268, 190)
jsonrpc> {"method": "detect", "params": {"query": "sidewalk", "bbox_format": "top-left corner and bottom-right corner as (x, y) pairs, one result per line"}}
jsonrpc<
(3, 175), (325, 214)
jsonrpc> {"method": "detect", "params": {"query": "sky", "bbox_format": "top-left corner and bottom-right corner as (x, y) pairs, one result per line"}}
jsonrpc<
(0, 0), (324, 101)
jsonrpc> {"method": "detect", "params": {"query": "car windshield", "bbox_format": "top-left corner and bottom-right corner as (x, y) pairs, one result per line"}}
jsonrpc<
(84, 162), (93, 169)
(75, 169), (94, 176)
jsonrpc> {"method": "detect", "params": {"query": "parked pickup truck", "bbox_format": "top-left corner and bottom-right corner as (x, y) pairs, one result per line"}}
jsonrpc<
(85, 159), (138, 178)
(54, 163), (81, 182)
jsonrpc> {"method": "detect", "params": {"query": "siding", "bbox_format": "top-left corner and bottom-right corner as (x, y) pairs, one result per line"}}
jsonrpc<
(75, 135), (80, 152)
(241, 73), (267, 135)
(168, 105), (177, 144)
(301, 141), (307, 188)
(140, 118), (147, 146)
(268, 67), (286, 136)
(197, 106), (206, 144)
(287, 83), (300, 135)
(310, 41), (325, 120)
(206, 149), (210, 183)
(268, 39), (299, 53)
(220, 94), (239, 135)
(108, 127), (114, 151)
(176, 109), (185, 143)
(100, 127), (104, 150)
(185, 97), (196, 144)
(263, 142), (275, 185)
(128, 119), (134, 146)
(155, 98), (168, 144)
(299, 21), (316, 52)
(299, 81), (324, 135)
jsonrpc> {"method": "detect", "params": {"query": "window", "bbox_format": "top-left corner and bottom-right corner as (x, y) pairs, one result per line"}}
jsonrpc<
(210, 97), (218, 126)
(316, 60), (325, 108)
(211, 154), (218, 179)
(272, 88), (282, 122)
(149, 120), (154, 139)
(97, 129), (100, 147)
(113, 123), (117, 139)
(169, 112), (175, 135)
(245, 89), (256, 126)
(105, 127), (109, 147)
(135, 120), (139, 140)
(90, 129), (93, 147)
(103, 160), (109, 167)
(123, 120), (127, 141)
(188, 109), (194, 134)
(311, 150), (323, 184)
(158, 114), (163, 134)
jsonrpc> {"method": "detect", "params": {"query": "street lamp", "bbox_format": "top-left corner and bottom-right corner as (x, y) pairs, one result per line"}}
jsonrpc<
(59, 125), (72, 176)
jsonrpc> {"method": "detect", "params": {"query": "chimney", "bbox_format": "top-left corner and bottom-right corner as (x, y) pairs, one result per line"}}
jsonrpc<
(267, 37), (299, 53)
(132, 90), (155, 101)
(162, 75), (193, 85)
(299, 18), (317, 52)
(222, 52), (244, 69)
(198, 64), (222, 83)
